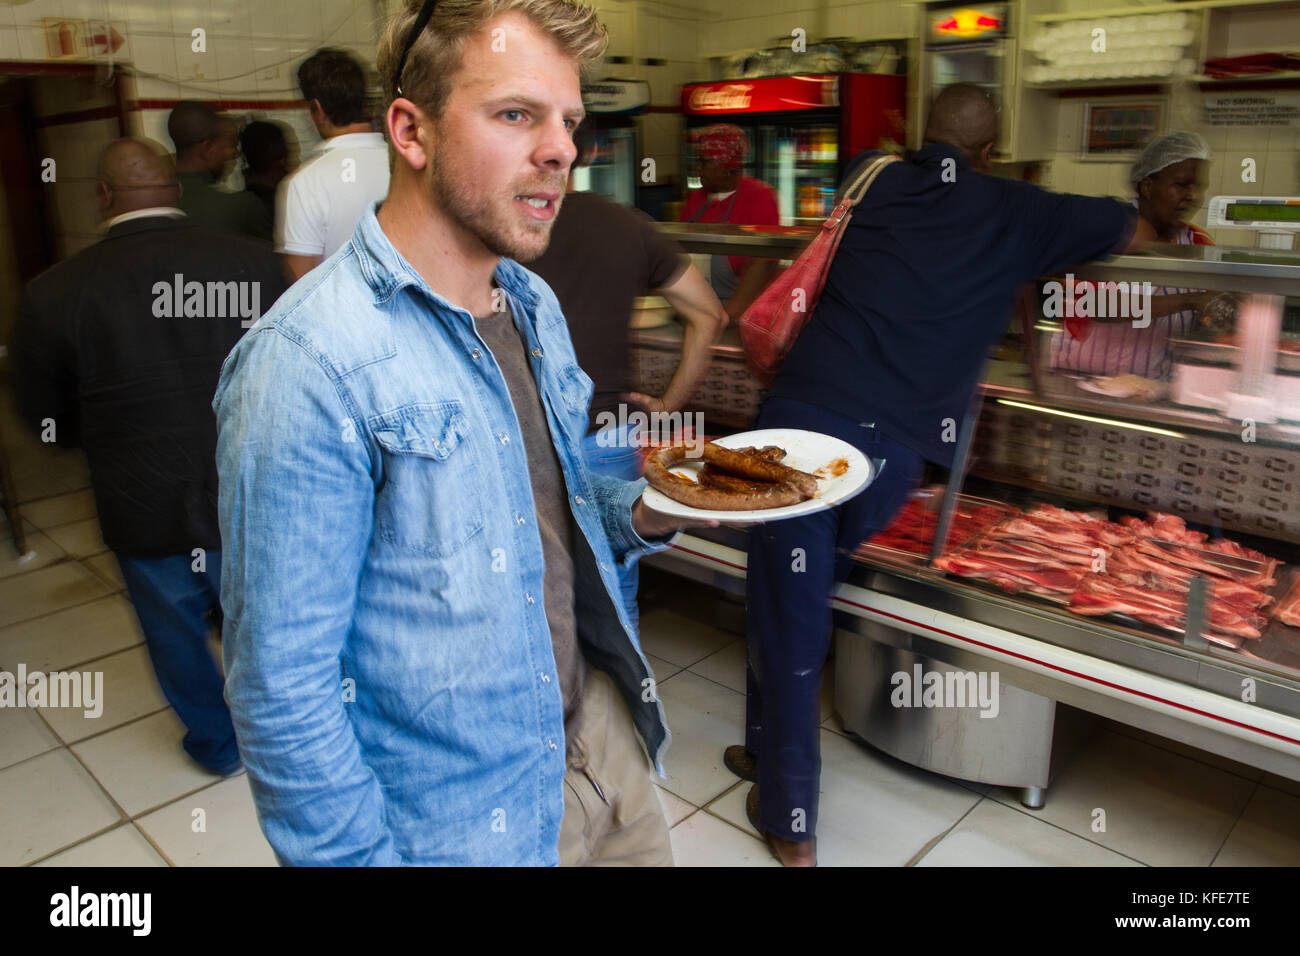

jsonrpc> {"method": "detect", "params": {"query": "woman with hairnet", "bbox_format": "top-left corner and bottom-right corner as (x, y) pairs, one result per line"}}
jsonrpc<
(1050, 131), (1228, 382)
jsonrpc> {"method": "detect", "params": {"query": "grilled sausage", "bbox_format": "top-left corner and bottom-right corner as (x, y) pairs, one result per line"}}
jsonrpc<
(698, 467), (779, 496)
(643, 442), (819, 511)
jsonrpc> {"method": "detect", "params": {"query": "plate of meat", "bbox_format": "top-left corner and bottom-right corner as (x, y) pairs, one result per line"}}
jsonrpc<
(639, 429), (874, 524)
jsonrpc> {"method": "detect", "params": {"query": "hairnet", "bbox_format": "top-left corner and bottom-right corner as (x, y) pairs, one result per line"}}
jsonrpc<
(1130, 131), (1210, 186)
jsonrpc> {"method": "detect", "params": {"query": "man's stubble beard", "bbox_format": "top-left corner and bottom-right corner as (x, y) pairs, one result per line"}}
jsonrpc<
(429, 158), (562, 264)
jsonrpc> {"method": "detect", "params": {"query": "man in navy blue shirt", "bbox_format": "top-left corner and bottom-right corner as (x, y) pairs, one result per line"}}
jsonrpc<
(733, 84), (1148, 866)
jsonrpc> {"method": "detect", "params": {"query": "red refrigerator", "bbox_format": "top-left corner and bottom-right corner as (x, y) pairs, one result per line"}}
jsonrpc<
(680, 73), (905, 224)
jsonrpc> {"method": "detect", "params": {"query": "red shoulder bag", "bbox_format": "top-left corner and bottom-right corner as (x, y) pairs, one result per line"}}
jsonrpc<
(737, 153), (899, 386)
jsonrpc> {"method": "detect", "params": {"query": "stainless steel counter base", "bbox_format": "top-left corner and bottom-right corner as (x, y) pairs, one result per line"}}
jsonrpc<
(837, 633), (1056, 806)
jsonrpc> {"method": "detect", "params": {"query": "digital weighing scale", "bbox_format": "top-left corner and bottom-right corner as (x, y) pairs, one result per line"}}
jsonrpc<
(1207, 195), (1300, 250)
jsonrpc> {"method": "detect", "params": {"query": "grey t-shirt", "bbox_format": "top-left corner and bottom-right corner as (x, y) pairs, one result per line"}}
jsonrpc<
(475, 306), (586, 720)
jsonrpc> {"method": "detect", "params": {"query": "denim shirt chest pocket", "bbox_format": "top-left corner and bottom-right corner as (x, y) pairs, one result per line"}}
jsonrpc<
(555, 363), (594, 439)
(370, 401), (486, 557)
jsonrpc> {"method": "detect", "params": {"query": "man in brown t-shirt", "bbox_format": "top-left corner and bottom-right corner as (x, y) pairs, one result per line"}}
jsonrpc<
(528, 133), (727, 632)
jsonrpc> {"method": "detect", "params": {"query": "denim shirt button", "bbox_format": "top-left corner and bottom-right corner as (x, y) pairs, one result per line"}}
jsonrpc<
(471, 349), (482, 359)
(540, 672), (550, 683)
(498, 433), (510, 444)
(600, 562), (610, 572)
(515, 513), (525, 525)
(526, 593), (535, 604)
(548, 740), (557, 751)
(531, 347), (542, 358)
(574, 495), (585, 506)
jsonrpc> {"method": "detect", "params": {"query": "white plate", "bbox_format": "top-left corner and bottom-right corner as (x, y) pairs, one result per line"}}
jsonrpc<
(640, 428), (876, 525)
(1076, 378), (1136, 398)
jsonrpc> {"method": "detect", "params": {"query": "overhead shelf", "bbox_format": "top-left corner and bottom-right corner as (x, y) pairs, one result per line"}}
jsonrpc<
(1025, 79), (1176, 91)
(1032, 0), (1300, 24)
(1194, 69), (1300, 84)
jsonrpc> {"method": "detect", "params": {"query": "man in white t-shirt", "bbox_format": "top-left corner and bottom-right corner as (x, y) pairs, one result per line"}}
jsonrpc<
(278, 48), (392, 281)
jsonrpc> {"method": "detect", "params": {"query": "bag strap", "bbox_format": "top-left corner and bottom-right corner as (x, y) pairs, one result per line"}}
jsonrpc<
(823, 153), (900, 230)
(840, 153), (900, 208)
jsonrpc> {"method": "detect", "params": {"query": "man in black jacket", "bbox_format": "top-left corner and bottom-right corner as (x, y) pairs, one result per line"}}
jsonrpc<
(12, 137), (285, 775)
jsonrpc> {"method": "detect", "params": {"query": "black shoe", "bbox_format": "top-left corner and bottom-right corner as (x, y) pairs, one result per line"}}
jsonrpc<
(724, 745), (758, 782)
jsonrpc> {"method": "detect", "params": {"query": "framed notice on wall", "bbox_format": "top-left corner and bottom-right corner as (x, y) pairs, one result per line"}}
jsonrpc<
(1081, 99), (1164, 161)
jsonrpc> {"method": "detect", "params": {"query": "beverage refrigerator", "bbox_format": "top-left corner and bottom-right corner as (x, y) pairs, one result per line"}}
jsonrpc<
(679, 73), (906, 225)
(914, 0), (1054, 163)
(923, 1), (1011, 98)
(575, 79), (650, 207)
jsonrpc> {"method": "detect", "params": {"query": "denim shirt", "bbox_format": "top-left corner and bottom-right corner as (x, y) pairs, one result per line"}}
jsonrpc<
(213, 202), (671, 866)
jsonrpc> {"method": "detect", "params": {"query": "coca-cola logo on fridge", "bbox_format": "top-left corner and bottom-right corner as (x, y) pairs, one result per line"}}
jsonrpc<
(683, 76), (840, 114)
(688, 84), (754, 112)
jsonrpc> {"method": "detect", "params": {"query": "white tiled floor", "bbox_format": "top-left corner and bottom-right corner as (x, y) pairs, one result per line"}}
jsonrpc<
(3, 400), (1300, 867)
(984, 730), (1257, 867)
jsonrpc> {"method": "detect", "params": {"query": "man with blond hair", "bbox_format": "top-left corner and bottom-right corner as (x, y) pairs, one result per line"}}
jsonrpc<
(215, 0), (696, 866)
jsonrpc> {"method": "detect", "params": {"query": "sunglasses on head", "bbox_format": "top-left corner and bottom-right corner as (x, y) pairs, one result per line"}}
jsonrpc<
(393, 0), (439, 98)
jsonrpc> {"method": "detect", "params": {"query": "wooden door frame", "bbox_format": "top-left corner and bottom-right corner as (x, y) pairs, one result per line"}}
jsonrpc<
(0, 60), (132, 136)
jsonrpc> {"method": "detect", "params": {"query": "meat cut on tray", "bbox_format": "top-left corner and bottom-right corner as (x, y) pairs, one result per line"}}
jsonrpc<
(931, 505), (1281, 642)
(866, 498), (1006, 556)
(1274, 577), (1300, 628)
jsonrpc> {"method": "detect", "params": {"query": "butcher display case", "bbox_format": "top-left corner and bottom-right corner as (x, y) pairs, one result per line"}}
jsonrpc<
(636, 222), (1300, 804)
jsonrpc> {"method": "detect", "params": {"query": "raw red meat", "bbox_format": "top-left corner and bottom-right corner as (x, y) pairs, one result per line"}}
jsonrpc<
(976, 538), (1095, 567)
(931, 505), (1280, 641)
(932, 552), (1084, 595)
(1068, 579), (1183, 631)
(867, 500), (1004, 556)
(1199, 579), (1274, 611)
(1068, 577), (1266, 640)
(994, 517), (1098, 551)
(1118, 514), (1277, 588)
(1274, 578), (1300, 628)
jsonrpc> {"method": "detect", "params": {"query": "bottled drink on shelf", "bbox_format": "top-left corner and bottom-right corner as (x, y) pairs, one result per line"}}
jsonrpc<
(796, 181), (814, 218)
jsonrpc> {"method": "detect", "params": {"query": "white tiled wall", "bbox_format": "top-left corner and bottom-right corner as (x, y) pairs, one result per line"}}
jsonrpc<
(1044, 91), (1300, 244)
(613, 0), (711, 185)
(1011, 0), (1300, 242)
(0, 0), (385, 274)
(696, 0), (916, 58)
(0, 0), (381, 99)
(0, 0), (382, 164)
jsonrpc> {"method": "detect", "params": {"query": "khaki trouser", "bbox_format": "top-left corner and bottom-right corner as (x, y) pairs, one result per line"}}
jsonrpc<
(558, 668), (674, 866)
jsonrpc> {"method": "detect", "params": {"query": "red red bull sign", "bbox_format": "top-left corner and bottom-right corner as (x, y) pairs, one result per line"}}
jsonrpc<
(928, 4), (1007, 42)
